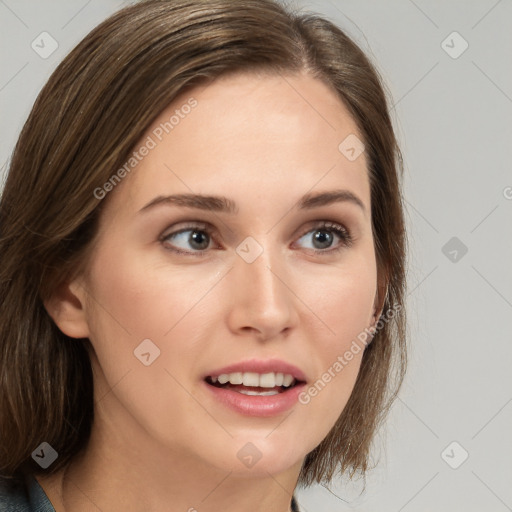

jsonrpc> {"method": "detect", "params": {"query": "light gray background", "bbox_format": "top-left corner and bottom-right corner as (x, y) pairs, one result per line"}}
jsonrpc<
(1, 1), (511, 511)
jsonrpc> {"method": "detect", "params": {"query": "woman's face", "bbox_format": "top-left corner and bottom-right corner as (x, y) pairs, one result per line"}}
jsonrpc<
(73, 72), (379, 477)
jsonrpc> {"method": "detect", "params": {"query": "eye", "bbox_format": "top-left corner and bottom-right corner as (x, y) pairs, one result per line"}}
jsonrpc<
(160, 222), (216, 256)
(295, 221), (353, 253)
(160, 220), (353, 257)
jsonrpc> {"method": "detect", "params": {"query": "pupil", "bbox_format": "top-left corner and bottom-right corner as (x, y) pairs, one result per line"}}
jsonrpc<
(314, 230), (332, 249)
(190, 230), (209, 249)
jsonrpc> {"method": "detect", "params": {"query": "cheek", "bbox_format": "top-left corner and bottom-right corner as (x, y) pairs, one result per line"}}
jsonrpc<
(85, 242), (219, 338)
(82, 243), (226, 390)
(293, 253), (376, 429)
(82, 246), (227, 448)
(298, 249), (377, 350)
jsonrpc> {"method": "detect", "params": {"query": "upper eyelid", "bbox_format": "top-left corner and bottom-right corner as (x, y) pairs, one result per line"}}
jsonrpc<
(160, 220), (211, 237)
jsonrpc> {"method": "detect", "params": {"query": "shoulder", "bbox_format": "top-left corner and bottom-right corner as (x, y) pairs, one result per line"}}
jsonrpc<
(0, 475), (31, 511)
(0, 473), (55, 512)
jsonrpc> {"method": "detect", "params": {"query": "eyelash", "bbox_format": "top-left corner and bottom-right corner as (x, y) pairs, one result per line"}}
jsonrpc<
(159, 220), (353, 257)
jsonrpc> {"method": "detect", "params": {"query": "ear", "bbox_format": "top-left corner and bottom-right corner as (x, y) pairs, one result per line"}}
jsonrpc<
(371, 278), (388, 326)
(43, 279), (90, 339)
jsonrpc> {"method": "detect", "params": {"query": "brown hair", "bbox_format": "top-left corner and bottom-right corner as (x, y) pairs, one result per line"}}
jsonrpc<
(0, 0), (407, 487)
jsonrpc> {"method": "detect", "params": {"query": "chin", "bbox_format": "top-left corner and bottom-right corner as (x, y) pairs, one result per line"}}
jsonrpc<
(223, 431), (314, 477)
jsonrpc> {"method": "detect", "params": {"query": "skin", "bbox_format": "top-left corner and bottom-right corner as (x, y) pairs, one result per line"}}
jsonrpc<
(39, 71), (382, 512)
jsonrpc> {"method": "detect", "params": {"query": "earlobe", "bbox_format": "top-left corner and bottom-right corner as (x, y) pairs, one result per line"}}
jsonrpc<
(371, 281), (389, 325)
(365, 284), (387, 345)
(43, 279), (90, 339)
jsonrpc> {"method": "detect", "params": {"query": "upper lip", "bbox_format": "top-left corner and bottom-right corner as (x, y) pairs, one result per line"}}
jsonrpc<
(204, 359), (308, 383)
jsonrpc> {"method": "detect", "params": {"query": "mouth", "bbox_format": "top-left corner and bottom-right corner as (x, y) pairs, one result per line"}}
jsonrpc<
(202, 359), (308, 416)
(205, 371), (305, 396)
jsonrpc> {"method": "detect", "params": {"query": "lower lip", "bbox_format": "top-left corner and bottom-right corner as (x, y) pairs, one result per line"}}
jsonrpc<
(203, 381), (306, 417)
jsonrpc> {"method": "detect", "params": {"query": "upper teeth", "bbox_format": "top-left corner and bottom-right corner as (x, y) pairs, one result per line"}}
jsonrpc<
(211, 372), (295, 388)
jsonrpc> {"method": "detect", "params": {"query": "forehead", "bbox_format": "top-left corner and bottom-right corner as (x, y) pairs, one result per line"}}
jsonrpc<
(109, 72), (370, 216)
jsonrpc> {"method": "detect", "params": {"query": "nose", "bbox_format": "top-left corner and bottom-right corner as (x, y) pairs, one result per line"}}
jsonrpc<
(226, 243), (299, 341)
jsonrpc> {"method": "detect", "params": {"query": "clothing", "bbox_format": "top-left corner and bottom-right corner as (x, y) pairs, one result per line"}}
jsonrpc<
(0, 473), (300, 511)
(0, 473), (55, 512)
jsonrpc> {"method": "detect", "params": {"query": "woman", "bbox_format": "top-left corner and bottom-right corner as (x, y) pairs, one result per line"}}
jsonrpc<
(0, 0), (407, 510)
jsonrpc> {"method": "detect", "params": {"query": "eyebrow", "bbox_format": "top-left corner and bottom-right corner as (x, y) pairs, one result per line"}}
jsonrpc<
(139, 189), (366, 215)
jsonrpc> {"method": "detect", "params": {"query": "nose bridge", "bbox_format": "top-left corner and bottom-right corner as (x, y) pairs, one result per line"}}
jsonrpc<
(237, 238), (283, 302)
(229, 236), (296, 336)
